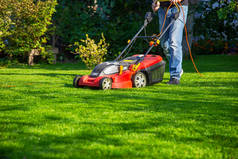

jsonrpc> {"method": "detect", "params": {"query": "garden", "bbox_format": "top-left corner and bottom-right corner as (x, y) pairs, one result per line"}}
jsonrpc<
(0, 0), (238, 158)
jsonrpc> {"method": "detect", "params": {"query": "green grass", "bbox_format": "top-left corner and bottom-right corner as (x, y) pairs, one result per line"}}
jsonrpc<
(0, 55), (238, 159)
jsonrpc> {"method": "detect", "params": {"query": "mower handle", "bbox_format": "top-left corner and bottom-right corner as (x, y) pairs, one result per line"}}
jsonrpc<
(135, 6), (181, 64)
(114, 12), (154, 61)
(115, 2), (180, 63)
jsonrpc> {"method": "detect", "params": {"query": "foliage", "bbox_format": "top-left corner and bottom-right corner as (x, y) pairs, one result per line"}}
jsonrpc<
(74, 33), (109, 69)
(0, 0), (12, 51)
(3, 0), (236, 64)
(0, 55), (238, 158)
(192, 39), (227, 55)
(53, 0), (153, 60)
(217, 0), (238, 19)
(0, 57), (19, 67)
(96, 0), (115, 20)
(53, 1), (97, 45)
(40, 46), (55, 64)
(194, 0), (238, 42)
(0, 0), (57, 61)
(192, 39), (238, 55)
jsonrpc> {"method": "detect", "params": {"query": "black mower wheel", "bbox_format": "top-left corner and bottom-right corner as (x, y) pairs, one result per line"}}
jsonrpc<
(99, 77), (112, 90)
(132, 72), (147, 88)
(73, 75), (82, 88)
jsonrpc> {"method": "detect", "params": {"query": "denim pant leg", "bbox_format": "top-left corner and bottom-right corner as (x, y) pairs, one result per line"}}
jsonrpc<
(169, 5), (188, 80)
(158, 8), (170, 59)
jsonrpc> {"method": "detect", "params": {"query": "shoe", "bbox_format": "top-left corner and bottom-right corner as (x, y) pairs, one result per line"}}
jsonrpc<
(167, 78), (180, 85)
(180, 69), (183, 77)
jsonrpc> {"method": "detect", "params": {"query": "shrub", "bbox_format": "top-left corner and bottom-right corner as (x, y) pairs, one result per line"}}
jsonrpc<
(73, 33), (109, 69)
(194, 0), (237, 42)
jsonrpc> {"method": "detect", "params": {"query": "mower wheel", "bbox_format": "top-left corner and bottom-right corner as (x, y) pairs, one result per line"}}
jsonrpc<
(99, 77), (112, 90)
(73, 75), (82, 88)
(132, 72), (147, 88)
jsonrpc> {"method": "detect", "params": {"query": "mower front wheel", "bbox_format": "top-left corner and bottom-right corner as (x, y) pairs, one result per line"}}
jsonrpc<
(99, 77), (112, 90)
(73, 75), (83, 88)
(132, 72), (147, 88)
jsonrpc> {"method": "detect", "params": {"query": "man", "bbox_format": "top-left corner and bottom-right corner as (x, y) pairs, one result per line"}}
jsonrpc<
(152, 0), (188, 84)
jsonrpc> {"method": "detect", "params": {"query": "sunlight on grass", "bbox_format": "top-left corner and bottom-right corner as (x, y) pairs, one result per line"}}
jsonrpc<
(0, 55), (238, 159)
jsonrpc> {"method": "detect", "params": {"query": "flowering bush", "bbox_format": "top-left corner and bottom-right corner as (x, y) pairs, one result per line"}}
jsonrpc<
(74, 33), (109, 69)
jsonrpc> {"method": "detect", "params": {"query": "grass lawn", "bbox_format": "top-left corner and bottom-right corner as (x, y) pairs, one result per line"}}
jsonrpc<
(0, 55), (238, 159)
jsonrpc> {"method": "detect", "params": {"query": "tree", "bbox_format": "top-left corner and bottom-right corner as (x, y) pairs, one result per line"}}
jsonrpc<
(0, 0), (57, 64)
(0, 0), (12, 51)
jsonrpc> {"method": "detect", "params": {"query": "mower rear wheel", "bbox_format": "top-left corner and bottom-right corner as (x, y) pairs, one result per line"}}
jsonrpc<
(132, 72), (147, 88)
(100, 77), (112, 90)
(73, 75), (82, 88)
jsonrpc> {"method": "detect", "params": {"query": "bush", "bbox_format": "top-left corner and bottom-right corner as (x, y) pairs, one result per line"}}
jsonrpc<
(40, 46), (55, 64)
(194, 0), (238, 43)
(73, 33), (109, 69)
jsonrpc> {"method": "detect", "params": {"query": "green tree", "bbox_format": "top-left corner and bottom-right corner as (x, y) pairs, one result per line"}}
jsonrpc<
(0, 0), (57, 64)
(0, 0), (12, 51)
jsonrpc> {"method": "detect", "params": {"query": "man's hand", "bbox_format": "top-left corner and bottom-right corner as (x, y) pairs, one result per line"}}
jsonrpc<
(170, 0), (182, 3)
(152, 0), (160, 12)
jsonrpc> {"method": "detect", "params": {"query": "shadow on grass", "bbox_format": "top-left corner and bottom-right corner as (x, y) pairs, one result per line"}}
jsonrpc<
(185, 81), (238, 88)
(0, 105), (28, 112)
(6, 62), (89, 71)
(0, 73), (82, 77)
(1, 105), (238, 159)
(1, 55), (238, 158)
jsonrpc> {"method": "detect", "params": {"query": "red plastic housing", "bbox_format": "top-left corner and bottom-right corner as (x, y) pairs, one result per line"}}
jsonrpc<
(77, 54), (164, 89)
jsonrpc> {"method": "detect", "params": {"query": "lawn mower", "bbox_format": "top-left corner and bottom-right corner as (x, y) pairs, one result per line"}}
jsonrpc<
(73, 8), (180, 90)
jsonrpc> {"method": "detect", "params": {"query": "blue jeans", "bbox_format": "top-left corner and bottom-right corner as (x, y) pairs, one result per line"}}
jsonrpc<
(158, 5), (188, 80)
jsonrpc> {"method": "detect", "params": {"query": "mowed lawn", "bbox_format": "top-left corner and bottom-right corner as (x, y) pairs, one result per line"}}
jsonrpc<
(0, 55), (238, 159)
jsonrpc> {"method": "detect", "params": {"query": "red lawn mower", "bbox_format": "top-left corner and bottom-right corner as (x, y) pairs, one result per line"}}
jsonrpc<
(73, 11), (180, 90)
